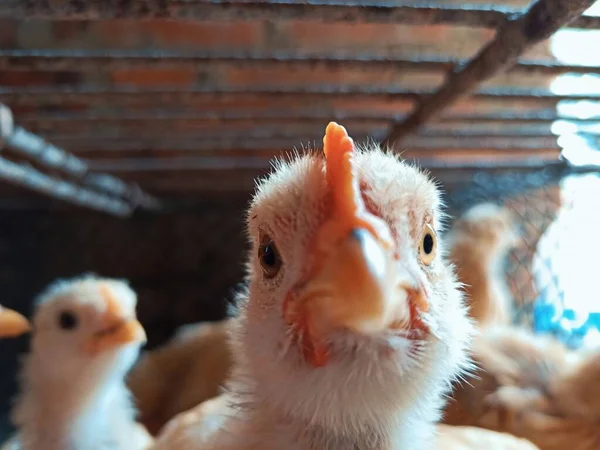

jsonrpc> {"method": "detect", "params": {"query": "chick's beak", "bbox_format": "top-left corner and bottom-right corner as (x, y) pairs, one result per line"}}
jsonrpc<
(314, 227), (397, 334)
(84, 287), (147, 355)
(284, 223), (414, 367)
(283, 122), (428, 368)
(0, 307), (30, 338)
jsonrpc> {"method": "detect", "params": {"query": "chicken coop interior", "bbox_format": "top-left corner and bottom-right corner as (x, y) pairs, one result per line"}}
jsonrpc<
(0, 0), (599, 449)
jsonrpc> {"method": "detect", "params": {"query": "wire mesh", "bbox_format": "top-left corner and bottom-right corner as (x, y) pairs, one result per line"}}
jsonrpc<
(444, 167), (600, 349)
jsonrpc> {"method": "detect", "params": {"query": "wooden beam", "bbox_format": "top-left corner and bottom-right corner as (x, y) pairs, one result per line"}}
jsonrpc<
(388, 0), (596, 142)
(2, 1), (598, 30)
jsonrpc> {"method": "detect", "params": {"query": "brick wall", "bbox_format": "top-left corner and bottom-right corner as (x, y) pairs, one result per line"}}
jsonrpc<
(0, 17), (555, 109)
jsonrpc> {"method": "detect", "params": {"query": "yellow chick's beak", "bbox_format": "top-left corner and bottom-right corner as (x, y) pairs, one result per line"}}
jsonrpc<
(84, 285), (147, 355)
(314, 227), (399, 334)
(0, 306), (30, 338)
(283, 122), (416, 367)
(85, 318), (147, 355)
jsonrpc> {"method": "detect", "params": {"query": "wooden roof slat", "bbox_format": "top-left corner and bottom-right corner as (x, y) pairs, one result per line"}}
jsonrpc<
(0, 154), (133, 216)
(2, 49), (599, 76)
(387, 0), (597, 142)
(2, 1), (599, 30)
(15, 110), (600, 126)
(87, 152), (563, 174)
(40, 134), (562, 152)
(2, 85), (600, 106)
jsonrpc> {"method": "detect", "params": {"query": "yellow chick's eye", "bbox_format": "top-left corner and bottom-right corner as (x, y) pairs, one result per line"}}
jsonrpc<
(258, 235), (282, 279)
(419, 224), (437, 266)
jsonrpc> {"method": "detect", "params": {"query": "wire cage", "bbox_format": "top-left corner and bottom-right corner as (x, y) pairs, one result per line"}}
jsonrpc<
(0, 0), (600, 349)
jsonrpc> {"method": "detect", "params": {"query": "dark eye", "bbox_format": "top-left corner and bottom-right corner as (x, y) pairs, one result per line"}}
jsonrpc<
(258, 235), (282, 279)
(423, 234), (434, 254)
(58, 311), (78, 331)
(419, 224), (437, 266)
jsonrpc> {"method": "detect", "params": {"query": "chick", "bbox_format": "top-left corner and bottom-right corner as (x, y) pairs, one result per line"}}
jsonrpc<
(152, 393), (235, 447)
(128, 319), (234, 435)
(155, 393), (541, 450)
(0, 305), (30, 338)
(436, 424), (540, 450)
(445, 203), (518, 328)
(481, 348), (600, 450)
(443, 325), (600, 450)
(3, 275), (152, 450)
(153, 122), (474, 450)
(443, 325), (571, 428)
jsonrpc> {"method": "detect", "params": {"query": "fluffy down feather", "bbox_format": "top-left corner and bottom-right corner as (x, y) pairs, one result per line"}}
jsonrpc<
(152, 124), (474, 450)
(128, 319), (234, 435)
(444, 326), (600, 450)
(2, 274), (152, 450)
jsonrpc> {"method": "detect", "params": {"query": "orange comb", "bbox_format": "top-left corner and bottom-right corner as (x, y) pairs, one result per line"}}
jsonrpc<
(323, 122), (360, 222)
(322, 122), (385, 243)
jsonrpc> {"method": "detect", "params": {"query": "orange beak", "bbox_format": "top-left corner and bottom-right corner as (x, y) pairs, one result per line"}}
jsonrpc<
(283, 123), (429, 367)
(0, 305), (30, 338)
(83, 285), (147, 355)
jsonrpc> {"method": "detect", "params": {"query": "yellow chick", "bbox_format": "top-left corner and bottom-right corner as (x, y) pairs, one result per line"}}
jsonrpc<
(152, 122), (475, 449)
(0, 305), (30, 338)
(154, 394), (541, 450)
(2, 275), (152, 450)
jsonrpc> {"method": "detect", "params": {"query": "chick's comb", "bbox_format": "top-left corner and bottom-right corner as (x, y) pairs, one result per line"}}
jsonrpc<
(323, 122), (362, 225)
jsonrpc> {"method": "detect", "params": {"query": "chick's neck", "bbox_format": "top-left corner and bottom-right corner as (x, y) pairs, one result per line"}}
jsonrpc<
(239, 398), (437, 450)
(16, 355), (132, 450)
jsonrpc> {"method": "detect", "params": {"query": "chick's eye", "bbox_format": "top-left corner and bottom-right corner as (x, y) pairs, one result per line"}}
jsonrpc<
(58, 311), (78, 331)
(419, 224), (437, 266)
(258, 235), (282, 279)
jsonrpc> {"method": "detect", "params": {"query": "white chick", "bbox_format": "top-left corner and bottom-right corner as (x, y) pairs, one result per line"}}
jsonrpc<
(4, 275), (152, 450)
(153, 122), (474, 450)
(0, 305), (30, 338)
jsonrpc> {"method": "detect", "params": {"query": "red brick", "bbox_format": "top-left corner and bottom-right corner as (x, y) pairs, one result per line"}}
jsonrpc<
(273, 22), (494, 58)
(111, 68), (197, 88)
(220, 66), (444, 89)
(448, 98), (558, 115)
(0, 19), (18, 47)
(0, 71), (82, 87)
(183, 97), (416, 116)
(484, 72), (554, 90)
(402, 148), (560, 161)
(53, 21), (91, 41)
(89, 20), (262, 50)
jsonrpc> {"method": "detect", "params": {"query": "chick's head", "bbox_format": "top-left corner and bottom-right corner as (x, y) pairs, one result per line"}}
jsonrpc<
(238, 123), (474, 430)
(29, 275), (146, 383)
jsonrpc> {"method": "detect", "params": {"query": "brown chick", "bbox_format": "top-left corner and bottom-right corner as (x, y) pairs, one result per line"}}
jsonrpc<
(480, 349), (600, 450)
(153, 393), (235, 448)
(445, 203), (518, 328)
(151, 122), (475, 450)
(128, 319), (234, 435)
(436, 424), (540, 450)
(0, 305), (30, 338)
(443, 325), (600, 450)
(443, 325), (572, 428)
